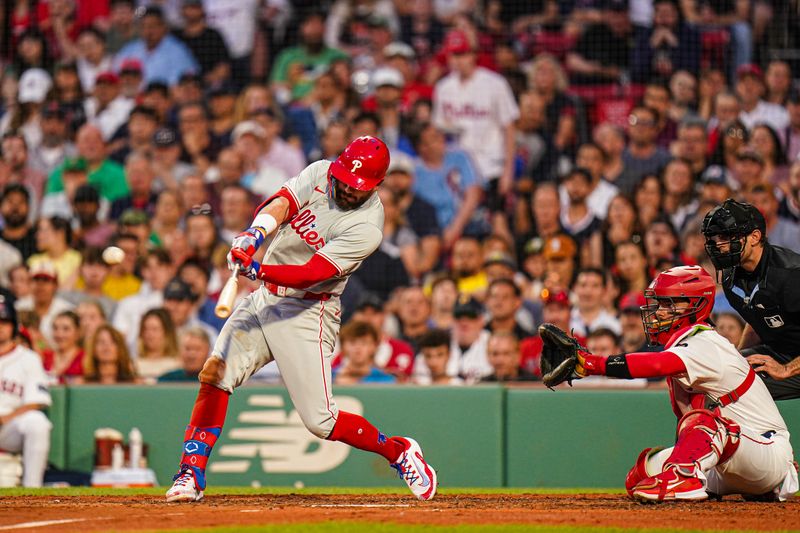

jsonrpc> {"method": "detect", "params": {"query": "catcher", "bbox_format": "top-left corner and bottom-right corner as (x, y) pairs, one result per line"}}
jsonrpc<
(540, 265), (798, 502)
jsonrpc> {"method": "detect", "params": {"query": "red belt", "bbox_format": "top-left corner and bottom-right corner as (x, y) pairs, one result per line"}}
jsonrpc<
(717, 366), (756, 407)
(265, 283), (331, 301)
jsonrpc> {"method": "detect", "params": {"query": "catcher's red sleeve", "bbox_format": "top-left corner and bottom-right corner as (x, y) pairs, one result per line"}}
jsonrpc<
(257, 253), (339, 289)
(583, 350), (687, 379)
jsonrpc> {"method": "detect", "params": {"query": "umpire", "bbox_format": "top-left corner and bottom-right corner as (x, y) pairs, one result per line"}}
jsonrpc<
(702, 198), (800, 400)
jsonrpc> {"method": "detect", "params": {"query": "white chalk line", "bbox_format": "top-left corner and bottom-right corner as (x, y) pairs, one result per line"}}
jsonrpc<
(0, 518), (88, 530)
(310, 504), (411, 508)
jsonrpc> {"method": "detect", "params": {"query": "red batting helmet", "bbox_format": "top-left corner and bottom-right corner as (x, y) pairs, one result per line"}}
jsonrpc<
(641, 265), (715, 346)
(328, 136), (390, 191)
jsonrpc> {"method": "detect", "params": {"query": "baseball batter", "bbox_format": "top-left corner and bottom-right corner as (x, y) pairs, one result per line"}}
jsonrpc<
(0, 295), (52, 487)
(166, 136), (437, 502)
(546, 266), (797, 501)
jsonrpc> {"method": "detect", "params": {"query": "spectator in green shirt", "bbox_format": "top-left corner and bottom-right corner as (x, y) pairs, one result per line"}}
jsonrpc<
(158, 327), (211, 382)
(46, 124), (129, 203)
(269, 10), (349, 104)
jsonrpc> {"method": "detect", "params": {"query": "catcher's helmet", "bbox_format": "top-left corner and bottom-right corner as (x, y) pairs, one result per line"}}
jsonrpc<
(327, 136), (390, 192)
(641, 265), (715, 346)
(701, 198), (766, 270)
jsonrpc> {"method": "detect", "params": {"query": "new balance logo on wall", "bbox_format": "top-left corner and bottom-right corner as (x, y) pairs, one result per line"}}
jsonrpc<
(209, 395), (363, 474)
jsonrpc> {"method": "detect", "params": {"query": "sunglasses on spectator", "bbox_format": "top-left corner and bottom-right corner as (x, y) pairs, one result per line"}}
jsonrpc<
(189, 203), (213, 216)
(628, 115), (655, 127)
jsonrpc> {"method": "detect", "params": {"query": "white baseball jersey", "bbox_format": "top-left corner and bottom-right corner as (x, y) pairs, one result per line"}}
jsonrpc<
(0, 345), (52, 416)
(666, 324), (788, 436)
(263, 160), (384, 296)
(432, 67), (519, 180)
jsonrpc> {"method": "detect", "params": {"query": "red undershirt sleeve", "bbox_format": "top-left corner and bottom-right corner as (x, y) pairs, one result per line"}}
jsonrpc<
(582, 351), (687, 379)
(257, 253), (339, 290)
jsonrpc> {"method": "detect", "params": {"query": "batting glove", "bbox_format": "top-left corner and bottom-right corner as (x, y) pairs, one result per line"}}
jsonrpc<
(227, 227), (265, 269)
(228, 249), (261, 281)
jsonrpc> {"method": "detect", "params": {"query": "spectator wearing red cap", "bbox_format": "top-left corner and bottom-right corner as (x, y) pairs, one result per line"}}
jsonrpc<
(85, 71), (135, 141)
(118, 58), (144, 98)
(18, 262), (75, 348)
(736, 64), (789, 132)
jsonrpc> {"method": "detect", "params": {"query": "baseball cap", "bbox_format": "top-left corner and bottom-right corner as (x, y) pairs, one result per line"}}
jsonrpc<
(483, 251), (516, 271)
(543, 235), (577, 261)
(249, 106), (284, 123)
(120, 208), (149, 226)
(386, 153), (414, 175)
(700, 165), (732, 186)
(736, 63), (763, 80)
(232, 120), (266, 142)
(178, 72), (202, 85)
(41, 101), (66, 119)
(523, 237), (545, 257)
(372, 67), (404, 89)
(355, 293), (384, 312)
(442, 30), (474, 56)
(736, 147), (764, 165)
(63, 157), (88, 173)
(453, 295), (484, 319)
(366, 14), (391, 29)
(31, 262), (58, 282)
(18, 68), (52, 104)
(541, 288), (570, 307)
(183, 0), (203, 7)
(119, 58), (143, 74)
(208, 81), (237, 98)
(619, 292), (646, 313)
(73, 184), (100, 204)
(164, 278), (197, 301)
(95, 71), (121, 85)
(130, 105), (158, 121)
(153, 127), (178, 147)
(383, 42), (415, 60)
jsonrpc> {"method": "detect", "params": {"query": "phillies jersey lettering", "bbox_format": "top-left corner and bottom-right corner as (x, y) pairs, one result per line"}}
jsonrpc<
(0, 345), (51, 416)
(263, 160), (384, 297)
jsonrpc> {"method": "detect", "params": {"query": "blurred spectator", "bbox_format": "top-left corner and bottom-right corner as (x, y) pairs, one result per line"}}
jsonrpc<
(348, 294), (415, 379)
(249, 106), (306, 180)
(661, 158), (698, 231)
(515, 91), (558, 190)
(185, 204), (225, 263)
(619, 106), (672, 195)
(593, 123), (627, 188)
(559, 167), (602, 250)
(736, 64), (789, 132)
(177, 0), (231, 86)
(219, 184), (255, 243)
(785, 92), (800, 162)
(106, 0), (138, 54)
(118, 58), (144, 98)
(178, 257), (223, 332)
(674, 119), (708, 178)
(765, 60), (792, 106)
(270, 10), (349, 104)
(141, 82), (172, 124)
(208, 84), (237, 140)
(72, 185), (115, 248)
(287, 71), (347, 160)
(632, 0), (699, 82)
(382, 155), (442, 274)
(1, 132), (46, 208)
(9, 265), (32, 309)
(633, 175), (664, 230)
(416, 328), (461, 385)
(668, 70), (698, 124)
(618, 292), (649, 353)
(109, 152), (158, 220)
(519, 288), (577, 376)
(643, 215), (683, 270)
(114, 6), (199, 86)
(521, 182), (562, 254)
(151, 127), (195, 189)
(60, 247), (115, 318)
(781, 162), (800, 222)
(449, 295), (492, 383)
(568, 143), (620, 221)
(162, 277), (218, 345)
(80, 324), (137, 384)
(485, 278), (533, 339)
(84, 72), (134, 142)
(642, 82), (678, 149)
(177, 102), (222, 177)
(411, 122), (482, 249)
(334, 321), (396, 385)
(113, 248), (175, 352)
(750, 123), (788, 186)
(18, 262), (74, 347)
(0, 68), (51, 152)
(542, 234), (577, 291)
(118, 209), (152, 255)
(109, 105), (159, 165)
(47, 124), (129, 204)
(450, 236), (487, 297)
(396, 286), (431, 350)
(587, 194), (642, 269)
(29, 102), (77, 178)
(681, 0), (752, 78)
(743, 183), (800, 251)
(369, 67), (409, 151)
(28, 216), (81, 289)
(101, 232), (142, 301)
(203, 0), (263, 87)
(615, 240), (650, 296)
(570, 268), (620, 336)
(76, 299), (107, 347)
(481, 331), (537, 382)
(714, 311), (746, 346)
(428, 275), (458, 330)
(136, 307), (180, 383)
(733, 147), (766, 190)
(567, 0), (631, 85)
(76, 28), (113, 94)
(41, 310), (84, 384)
(579, 327), (648, 387)
(699, 165), (735, 204)
(158, 326), (212, 382)
(710, 118), (748, 169)
(707, 91), (741, 153)
(432, 29), (519, 238)
(527, 54), (580, 154)
(41, 156), (89, 220)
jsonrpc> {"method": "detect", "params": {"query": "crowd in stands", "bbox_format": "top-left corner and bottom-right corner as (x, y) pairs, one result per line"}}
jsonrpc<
(1, 0), (799, 387)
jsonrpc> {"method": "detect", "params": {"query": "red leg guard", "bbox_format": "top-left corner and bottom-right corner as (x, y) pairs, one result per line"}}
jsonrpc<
(327, 411), (406, 463)
(666, 409), (740, 472)
(625, 447), (664, 497)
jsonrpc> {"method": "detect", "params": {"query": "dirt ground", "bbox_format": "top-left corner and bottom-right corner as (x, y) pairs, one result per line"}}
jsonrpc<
(1, 493), (799, 531)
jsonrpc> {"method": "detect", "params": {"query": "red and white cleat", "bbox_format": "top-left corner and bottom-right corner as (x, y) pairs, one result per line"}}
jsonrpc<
(632, 464), (708, 502)
(165, 465), (204, 503)
(390, 437), (437, 501)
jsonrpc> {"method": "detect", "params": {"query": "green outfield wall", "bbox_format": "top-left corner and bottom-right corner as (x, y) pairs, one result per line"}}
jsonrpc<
(47, 385), (800, 488)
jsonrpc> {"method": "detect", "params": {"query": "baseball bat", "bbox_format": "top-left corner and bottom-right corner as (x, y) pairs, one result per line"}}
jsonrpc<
(215, 267), (240, 319)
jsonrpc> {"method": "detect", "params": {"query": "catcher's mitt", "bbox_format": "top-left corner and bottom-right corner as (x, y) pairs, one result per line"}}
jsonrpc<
(538, 323), (590, 389)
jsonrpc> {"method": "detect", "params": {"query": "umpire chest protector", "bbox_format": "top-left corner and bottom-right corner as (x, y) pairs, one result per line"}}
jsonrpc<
(722, 243), (800, 358)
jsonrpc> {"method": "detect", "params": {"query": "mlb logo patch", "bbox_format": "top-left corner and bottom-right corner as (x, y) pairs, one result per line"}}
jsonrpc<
(764, 315), (785, 328)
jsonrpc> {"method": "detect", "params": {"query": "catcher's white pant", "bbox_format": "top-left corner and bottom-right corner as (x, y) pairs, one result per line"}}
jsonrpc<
(647, 427), (798, 500)
(213, 286), (341, 438)
(0, 410), (52, 487)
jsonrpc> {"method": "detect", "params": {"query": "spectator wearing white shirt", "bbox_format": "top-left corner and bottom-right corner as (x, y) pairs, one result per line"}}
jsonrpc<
(736, 64), (789, 133)
(569, 268), (621, 337)
(75, 28), (113, 94)
(84, 72), (134, 141)
(203, 0), (262, 86)
(559, 143), (619, 221)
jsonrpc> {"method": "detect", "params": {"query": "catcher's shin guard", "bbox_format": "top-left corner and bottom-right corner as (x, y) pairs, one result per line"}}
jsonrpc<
(625, 447), (665, 496)
(666, 409), (740, 473)
(179, 425), (222, 490)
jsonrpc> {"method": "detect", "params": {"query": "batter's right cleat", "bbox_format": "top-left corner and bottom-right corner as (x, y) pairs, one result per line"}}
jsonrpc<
(166, 465), (204, 503)
(390, 437), (437, 501)
(631, 464), (708, 503)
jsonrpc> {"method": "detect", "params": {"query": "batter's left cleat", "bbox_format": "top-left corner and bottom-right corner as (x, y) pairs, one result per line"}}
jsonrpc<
(390, 437), (437, 501)
(632, 464), (708, 503)
(166, 464), (204, 503)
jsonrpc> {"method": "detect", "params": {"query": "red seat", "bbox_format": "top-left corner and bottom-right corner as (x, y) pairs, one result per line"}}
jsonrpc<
(701, 29), (730, 71)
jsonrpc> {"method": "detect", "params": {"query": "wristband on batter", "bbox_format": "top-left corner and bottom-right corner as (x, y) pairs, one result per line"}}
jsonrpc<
(252, 212), (278, 237)
(604, 353), (633, 379)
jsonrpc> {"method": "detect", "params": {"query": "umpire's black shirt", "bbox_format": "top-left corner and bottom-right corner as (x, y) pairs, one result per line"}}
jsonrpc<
(722, 242), (800, 359)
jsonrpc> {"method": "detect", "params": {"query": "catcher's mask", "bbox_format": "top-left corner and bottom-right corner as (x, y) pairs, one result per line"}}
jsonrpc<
(640, 265), (715, 346)
(701, 198), (765, 271)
